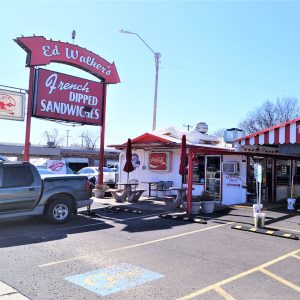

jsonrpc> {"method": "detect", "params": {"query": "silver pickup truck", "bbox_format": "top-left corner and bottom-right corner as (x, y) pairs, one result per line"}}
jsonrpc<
(0, 161), (93, 224)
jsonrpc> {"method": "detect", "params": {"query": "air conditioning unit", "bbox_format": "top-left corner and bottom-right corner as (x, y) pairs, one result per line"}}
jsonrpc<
(222, 161), (240, 174)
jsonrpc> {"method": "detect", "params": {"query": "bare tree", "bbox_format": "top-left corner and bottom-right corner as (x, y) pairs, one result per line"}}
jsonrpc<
(213, 128), (227, 138)
(78, 130), (100, 150)
(43, 129), (64, 147)
(239, 97), (300, 134)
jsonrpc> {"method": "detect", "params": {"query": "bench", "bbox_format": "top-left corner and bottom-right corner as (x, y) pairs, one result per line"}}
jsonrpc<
(163, 196), (181, 210)
(107, 188), (127, 202)
(128, 189), (146, 202)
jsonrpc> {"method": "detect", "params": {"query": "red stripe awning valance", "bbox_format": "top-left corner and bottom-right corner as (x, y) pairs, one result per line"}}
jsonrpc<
(236, 117), (300, 145)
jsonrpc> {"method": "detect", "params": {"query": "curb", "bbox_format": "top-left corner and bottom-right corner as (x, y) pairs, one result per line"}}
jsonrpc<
(231, 224), (299, 240)
(159, 213), (207, 224)
(0, 281), (29, 299)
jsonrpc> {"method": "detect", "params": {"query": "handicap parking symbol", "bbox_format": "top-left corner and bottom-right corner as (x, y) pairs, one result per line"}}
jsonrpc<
(65, 263), (164, 296)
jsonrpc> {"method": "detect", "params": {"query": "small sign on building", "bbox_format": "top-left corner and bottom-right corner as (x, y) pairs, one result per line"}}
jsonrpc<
(149, 152), (171, 172)
(0, 89), (25, 121)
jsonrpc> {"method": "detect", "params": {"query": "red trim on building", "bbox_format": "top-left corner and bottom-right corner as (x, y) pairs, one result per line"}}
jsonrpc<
(236, 117), (300, 145)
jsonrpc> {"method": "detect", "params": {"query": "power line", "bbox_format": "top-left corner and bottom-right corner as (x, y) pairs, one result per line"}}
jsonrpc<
(163, 62), (299, 95)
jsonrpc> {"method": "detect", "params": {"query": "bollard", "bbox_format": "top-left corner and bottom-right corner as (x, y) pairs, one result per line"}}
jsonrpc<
(254, 212), (265, 228)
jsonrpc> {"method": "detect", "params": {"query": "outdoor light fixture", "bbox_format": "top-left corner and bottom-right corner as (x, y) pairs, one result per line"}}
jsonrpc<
(120, 29), (161, 131)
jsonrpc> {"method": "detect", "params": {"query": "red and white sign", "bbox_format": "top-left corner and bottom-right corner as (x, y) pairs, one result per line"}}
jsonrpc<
(47, 160), (66, 174)
(33, 68), (103, 125)
(15, 36), (120, 84)
(149, 152), (171, 172)
(0, 89), (25, 121)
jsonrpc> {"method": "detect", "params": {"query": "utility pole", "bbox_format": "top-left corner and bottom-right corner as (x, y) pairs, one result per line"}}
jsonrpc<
(183, 124), (193, 131)
(72, 30), (76, 44)
(80, 133), (85, 148)
(120, 29), (161, 131)
(66, 130), (71, 147)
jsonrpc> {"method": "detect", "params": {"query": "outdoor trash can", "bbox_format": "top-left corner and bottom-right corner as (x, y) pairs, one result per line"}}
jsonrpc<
(254, 212), (265, 228)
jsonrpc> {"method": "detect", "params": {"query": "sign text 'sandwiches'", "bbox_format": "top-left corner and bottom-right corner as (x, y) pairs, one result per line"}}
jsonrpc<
(33, 68), (103, 125)
(15, 36), (120, 84)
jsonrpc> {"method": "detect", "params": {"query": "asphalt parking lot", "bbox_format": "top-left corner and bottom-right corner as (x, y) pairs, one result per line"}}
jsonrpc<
(0, 197), (299, 299)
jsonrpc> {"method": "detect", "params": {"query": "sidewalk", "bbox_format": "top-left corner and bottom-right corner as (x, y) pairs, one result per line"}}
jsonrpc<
(92, 195), (294, 213)
(0, 281), (29, 299)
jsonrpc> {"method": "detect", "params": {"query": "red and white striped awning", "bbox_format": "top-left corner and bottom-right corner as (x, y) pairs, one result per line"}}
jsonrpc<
(236, 117), (300, 145)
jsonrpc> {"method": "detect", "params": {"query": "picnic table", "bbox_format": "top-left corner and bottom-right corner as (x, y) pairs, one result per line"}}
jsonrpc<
(108, 182), (145, 202)
(141, 181), (158, 198)
(164, 187), (194, 209)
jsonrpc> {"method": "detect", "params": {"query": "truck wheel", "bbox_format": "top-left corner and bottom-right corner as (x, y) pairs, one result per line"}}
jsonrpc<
(46, 198), (72, 224)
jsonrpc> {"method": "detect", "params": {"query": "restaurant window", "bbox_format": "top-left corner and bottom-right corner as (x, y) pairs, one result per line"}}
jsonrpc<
(276, 159), (290, 185)
(183, 155), (205, 184)
(294, 160), (300, 184)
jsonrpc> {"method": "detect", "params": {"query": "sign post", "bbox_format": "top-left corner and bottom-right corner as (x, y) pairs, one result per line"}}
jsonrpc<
(15, 35), (120, 179)
(253, 163), (265, 228)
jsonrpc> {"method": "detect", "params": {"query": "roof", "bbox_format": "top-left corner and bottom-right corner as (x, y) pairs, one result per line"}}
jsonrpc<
(236, 117), (300, 146)
(108, 127), (234, 151)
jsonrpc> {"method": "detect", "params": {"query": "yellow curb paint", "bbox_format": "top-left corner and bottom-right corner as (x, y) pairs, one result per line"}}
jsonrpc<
(271, 226), (300, 234)
(266, 231), (275, 235)
(214, 286), (237, 300)
(250, 228), (257, 232)
(260, 268), (300, 293)
(234, 225), (242, 229)
(283, 233), (292, 238)
(177, 249), (300, 300)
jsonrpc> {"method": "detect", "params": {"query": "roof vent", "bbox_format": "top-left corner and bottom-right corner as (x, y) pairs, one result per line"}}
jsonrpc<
(224, 128), (244, 143)
(195, 122), (208, 134)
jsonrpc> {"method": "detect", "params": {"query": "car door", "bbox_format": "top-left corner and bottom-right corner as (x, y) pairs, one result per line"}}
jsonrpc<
(0, 164), (41, 213)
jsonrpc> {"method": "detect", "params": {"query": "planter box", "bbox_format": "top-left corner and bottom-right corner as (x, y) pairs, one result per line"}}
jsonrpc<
(93, 189), (106, 198)
(201, 201), (214, 214)
(182, 201), (201, 214)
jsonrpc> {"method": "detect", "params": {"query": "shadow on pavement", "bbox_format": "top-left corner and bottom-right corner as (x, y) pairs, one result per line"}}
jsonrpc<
(0, 214), (113, 248)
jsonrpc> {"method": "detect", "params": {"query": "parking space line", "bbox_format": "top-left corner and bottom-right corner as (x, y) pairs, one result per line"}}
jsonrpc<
(260, 268), (300, 292)
(214, 286), (236, 300)
(107, 222), (234, 253)
(292, 254), (300, 260)
(39, 222), (234, 268)
(39, 255), (90, 267)
(177, 248), (300, 300)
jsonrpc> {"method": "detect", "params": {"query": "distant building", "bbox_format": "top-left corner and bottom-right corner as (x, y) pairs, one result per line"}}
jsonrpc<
(0, 143), (120, 172)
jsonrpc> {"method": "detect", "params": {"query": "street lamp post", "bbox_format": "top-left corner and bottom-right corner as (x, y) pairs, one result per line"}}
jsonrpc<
(120, 29), (161, 131)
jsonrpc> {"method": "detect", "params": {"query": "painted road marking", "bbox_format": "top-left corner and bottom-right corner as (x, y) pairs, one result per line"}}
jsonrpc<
(292, 254), (300, 260)
(260, 268), (300, 293)
(39, 222), (234, 267)
(177, 248), (300, 300)
(65, 263), (163, 296)
(214, 286), (236, 300)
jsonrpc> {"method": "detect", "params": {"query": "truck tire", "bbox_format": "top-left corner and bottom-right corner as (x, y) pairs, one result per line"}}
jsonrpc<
(46, 198), (72, 224)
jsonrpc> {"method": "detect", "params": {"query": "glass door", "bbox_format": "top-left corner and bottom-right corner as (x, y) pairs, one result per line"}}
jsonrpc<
(205, 156), (221, 201)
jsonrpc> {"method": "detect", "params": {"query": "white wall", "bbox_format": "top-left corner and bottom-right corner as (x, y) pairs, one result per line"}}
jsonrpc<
(221, 155), (247, 205)
(119, 149), (183, 195)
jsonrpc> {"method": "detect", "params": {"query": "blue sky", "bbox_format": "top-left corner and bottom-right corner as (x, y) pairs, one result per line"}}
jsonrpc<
(1, 0), (300, 147)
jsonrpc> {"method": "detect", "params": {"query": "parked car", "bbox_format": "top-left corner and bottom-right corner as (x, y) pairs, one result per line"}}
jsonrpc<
(77, 166), (116, 187)
(0, 161), (93, 224)
(36, 166), (56, 175)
